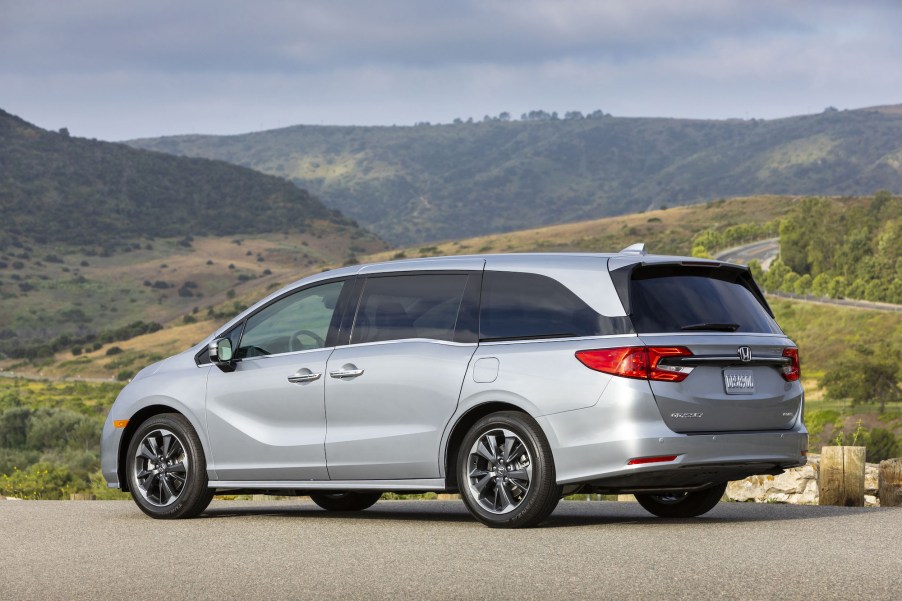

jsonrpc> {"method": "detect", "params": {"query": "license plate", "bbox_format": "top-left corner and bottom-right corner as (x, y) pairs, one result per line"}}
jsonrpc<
(723, 369), (755, 394)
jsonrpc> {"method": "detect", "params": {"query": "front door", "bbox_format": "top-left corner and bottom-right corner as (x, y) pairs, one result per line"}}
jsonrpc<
(205, 279), (346, 481)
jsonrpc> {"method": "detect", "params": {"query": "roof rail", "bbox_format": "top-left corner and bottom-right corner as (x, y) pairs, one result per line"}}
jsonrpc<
(619, 242), (647, 255)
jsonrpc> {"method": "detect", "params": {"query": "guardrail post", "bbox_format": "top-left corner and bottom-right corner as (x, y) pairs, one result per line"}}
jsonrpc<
(818, 446), (866, 506)
(878, 458), (902, 507)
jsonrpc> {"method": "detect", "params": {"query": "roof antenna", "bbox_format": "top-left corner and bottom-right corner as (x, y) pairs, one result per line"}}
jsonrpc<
(620, 242), (647, 255)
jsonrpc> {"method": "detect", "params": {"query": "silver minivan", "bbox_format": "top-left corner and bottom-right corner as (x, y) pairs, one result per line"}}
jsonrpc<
(101, 247), (807, 528)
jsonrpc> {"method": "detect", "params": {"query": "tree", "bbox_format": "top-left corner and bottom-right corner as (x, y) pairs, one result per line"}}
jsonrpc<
(822, 351), (901, 413)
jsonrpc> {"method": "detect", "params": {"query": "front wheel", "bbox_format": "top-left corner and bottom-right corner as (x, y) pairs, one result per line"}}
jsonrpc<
(126, 413), (214, 519)
(458, 411), (562, 528)
(309, 492), (382, 511)
(634, 482), (728, 518)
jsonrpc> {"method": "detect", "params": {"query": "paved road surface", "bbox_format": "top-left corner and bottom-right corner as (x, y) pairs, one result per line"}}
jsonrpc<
(715, 238), (780, 268)
(2, 500), (900, 600)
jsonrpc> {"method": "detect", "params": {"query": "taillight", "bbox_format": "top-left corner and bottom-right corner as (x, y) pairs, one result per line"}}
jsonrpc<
(781, 347), (800, 381)
(575, 346), (693, 382)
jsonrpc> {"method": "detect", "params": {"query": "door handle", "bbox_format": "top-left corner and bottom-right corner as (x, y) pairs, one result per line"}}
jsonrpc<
(329, 368), (364, 379)
(287, 371), (322, 384)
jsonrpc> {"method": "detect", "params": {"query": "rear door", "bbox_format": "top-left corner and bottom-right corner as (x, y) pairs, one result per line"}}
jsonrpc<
(324, 267), (482, 480)
(619, 263), (802, 433)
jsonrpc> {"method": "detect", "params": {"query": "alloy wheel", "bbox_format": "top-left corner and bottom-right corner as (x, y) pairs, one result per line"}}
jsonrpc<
(133, 428), (189, 507)
(466, 428), (533, 514)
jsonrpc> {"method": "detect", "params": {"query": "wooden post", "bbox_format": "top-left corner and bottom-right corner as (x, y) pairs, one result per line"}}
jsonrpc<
(878, 458), (902, 507)
(818, 446), (866, 506)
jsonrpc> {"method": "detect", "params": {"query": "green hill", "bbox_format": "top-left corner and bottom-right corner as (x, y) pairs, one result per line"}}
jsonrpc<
(0, 109), (385, 355)
(129, 105), (902, 244)
(0, 108), (358, 250)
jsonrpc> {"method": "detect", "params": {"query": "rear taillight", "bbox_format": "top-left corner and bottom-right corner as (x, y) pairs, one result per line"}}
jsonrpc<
(781, 347), (800, 381)
(575, 346), (693, 382)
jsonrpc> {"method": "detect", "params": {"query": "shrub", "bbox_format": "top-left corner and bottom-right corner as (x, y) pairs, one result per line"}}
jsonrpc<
(866, 428), (901, 463)
(0, 463), (75, 500)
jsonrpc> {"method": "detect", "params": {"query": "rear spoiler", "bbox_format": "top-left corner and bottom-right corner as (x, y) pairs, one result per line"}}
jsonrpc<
(609, 260), (775, 318)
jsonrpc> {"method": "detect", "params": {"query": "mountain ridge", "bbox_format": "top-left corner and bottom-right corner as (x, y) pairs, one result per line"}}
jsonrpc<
(0, 108), (365, 249)
(128, 104), (902, 244)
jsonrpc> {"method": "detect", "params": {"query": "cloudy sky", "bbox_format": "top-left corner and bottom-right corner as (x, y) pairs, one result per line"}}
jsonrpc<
(2, 0), (901, 141)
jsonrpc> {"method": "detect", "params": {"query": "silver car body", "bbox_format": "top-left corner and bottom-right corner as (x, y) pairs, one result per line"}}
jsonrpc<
(101, 252), (808, 495)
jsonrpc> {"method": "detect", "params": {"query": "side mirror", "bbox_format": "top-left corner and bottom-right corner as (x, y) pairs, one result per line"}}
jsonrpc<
(208, 338), (236, 372)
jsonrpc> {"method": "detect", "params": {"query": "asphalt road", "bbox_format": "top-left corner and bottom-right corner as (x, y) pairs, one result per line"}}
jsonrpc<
(2, 500), (900, 600)
(715, 237), (780, 268)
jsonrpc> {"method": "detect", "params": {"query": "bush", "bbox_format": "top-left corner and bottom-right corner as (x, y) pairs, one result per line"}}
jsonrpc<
(0, 463), (75, 500)
(105, 346), (123, 356)
(866, 428), (901, 463)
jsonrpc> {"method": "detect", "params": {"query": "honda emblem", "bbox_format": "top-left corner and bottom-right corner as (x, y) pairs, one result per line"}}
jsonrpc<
(738, 346), (752, 362)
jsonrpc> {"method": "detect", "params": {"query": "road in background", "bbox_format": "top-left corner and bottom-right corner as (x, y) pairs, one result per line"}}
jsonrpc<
(715, 238), (901, 312)
(715, 237), (780, 268)
(1, 500), (900, 600)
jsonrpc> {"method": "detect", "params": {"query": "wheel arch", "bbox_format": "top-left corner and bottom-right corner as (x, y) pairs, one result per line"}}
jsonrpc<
(443, 401), (532, 491)
(118, 403), (203, 492)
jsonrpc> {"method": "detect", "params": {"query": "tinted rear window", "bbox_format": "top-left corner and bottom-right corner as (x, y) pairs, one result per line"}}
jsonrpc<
(480, 271), (630, 341)
(629, 266), (780, 334)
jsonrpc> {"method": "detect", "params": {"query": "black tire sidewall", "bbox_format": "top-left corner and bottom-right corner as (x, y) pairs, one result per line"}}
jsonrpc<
(126, 413), (212, 519)
(457, 411), (560, 528)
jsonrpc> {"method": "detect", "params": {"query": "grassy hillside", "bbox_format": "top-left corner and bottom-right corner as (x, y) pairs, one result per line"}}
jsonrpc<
(129, 105), (902, 244)
(0, 229), (385, 359)
(0, 109), (386, 354)
(365, 195), (812, 260)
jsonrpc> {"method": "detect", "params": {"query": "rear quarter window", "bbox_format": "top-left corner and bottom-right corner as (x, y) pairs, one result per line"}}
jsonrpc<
(479, 271), (630, 341)
(628, 265), (781, 334)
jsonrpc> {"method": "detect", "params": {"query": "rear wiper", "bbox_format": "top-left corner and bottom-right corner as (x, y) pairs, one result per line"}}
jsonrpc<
(680, 323), (740, 332)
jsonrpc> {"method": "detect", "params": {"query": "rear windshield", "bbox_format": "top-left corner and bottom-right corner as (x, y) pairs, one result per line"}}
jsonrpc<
(628, 266), (781, 334)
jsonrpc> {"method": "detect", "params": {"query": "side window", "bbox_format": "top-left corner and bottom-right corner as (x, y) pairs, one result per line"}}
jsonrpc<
(480, 271), (604, 341)
(236, 280), (344, 359)
(351, 274), (469, 344)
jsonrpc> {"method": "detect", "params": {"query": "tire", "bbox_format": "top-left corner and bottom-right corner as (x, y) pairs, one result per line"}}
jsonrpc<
(457, 411), (562, 528)
(309, 492), (382, 511)
(634, 482), (728, 518)
(125, 413), (214, 519)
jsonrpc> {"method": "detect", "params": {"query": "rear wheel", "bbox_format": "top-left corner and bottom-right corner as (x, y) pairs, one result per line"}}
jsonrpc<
(126, 413), (214, 519)
(309, 492), (382, 511)
(634, 482), (727, 518)
(458, 411), (561, 528)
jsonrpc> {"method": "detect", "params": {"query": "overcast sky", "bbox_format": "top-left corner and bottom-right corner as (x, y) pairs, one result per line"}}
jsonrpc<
(2, 0), (901, 141)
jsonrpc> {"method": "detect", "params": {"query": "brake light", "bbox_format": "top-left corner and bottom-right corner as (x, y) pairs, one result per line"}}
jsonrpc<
(781, 347), (800, 381)
(575, 346), (693, 382)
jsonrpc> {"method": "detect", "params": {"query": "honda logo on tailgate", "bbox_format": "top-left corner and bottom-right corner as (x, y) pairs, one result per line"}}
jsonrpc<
(738, 346), (752, 362)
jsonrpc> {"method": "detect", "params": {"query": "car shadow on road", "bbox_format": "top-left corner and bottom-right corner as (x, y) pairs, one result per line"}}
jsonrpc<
(197, 500), (886, 528)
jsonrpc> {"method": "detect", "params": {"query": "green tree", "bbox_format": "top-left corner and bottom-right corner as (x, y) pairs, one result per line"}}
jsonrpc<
(822, 351), (902, 413)
(794, 274), (812, 295)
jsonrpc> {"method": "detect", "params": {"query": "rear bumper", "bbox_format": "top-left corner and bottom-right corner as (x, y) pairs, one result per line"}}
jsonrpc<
(537, 377), (808, 491)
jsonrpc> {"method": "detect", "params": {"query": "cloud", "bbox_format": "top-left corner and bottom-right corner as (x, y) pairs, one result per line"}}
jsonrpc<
(1, 0), (900, 139)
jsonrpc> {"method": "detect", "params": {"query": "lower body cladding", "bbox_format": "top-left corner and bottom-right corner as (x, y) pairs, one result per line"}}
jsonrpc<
(537, 377), (808, 495)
